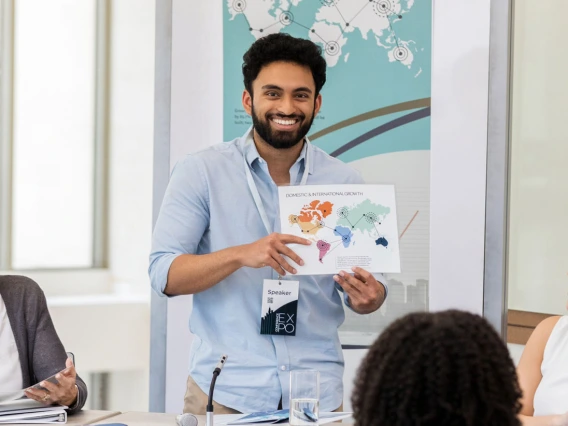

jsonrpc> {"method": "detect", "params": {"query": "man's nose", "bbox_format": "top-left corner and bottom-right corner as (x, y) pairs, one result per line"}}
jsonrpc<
(276, 95), (296, 115)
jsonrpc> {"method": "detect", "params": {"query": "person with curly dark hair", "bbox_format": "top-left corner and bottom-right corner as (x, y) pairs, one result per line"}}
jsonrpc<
(352, 310), (522, 426)
(150, 32), (388, 414)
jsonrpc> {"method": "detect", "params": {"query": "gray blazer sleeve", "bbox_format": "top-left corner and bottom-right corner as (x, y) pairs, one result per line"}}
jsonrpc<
(30, 282), (88, 413)
(3, 276), (89, 413)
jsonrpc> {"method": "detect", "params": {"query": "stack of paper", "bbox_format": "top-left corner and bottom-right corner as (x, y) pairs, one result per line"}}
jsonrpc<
(0, 398), (67, 424)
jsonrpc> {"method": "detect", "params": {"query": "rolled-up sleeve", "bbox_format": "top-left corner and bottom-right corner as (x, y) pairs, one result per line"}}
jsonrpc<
(149, 155), (210, 296)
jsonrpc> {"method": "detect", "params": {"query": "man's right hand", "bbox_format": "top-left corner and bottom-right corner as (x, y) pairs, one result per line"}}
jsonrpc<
(241, 233), (311, 276)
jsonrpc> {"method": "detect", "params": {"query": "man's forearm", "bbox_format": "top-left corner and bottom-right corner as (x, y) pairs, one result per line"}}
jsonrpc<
(164, 245), (247, 295)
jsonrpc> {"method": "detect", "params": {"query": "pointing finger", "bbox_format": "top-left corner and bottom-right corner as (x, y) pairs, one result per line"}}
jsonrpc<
(280, 234), (312, 245)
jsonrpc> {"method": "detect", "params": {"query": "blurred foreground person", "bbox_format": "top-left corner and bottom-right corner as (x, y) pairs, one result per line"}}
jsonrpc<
(352, 310), (522, 426)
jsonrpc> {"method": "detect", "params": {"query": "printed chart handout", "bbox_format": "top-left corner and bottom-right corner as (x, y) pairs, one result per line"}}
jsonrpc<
(279, 184), (400, 275)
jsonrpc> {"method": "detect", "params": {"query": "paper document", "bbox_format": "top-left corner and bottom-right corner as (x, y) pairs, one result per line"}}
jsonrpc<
(0, 391), (24, 404)
(0, 368), (64, 405)
(216, 412), (353, 426)
(0, 397), (67, 424)
(279, 184), (400, 275)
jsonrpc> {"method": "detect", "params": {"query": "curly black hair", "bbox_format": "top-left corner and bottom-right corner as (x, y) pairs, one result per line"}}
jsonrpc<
(352, 310), (522, 426)
(242, 33), (327, 97)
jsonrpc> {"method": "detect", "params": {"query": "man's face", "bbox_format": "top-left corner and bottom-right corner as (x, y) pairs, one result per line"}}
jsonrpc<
(242, 61), (322, 150)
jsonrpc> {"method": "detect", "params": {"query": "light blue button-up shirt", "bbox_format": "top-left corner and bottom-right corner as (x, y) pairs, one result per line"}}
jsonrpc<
(149, 129), (387, 413)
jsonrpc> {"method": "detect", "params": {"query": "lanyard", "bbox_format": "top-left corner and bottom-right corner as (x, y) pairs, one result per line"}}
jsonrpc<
(243, 141), (310, 236)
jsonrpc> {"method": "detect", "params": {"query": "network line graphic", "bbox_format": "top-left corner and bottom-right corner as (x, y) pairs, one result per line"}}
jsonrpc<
(289, 205), (389, 264)
(229, 0), (410, 62)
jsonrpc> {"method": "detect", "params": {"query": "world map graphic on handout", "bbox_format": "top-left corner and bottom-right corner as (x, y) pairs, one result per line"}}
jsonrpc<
(288, 198), (391, 263)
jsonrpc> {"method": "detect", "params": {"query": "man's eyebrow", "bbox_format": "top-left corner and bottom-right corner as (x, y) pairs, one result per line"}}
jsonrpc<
(261, 84), (283, 91)
(260, 85), (313, 94)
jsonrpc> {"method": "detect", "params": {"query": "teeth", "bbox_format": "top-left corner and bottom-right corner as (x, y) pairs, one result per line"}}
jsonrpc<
(273, 118), (297, 126)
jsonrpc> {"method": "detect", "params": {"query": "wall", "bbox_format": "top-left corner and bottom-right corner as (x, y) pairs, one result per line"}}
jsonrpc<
(107, 0), (156, 298)
(429, 0), (490, 314)
(507, 0), (568, 315)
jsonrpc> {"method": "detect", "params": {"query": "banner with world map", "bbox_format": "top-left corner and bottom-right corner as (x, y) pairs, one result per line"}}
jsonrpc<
(223, 0), (431, 343)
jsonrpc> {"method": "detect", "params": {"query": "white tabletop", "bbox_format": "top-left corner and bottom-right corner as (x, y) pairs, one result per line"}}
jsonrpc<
(91, 411), (191, 425)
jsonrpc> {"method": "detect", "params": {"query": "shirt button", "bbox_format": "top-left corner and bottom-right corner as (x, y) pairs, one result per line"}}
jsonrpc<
(280, 365), (287, 371)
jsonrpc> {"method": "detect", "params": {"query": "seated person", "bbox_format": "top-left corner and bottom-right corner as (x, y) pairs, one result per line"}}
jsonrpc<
(517, 315), (568, 426)
(351, 310), (522, 426)
(0, 275), (87, 413)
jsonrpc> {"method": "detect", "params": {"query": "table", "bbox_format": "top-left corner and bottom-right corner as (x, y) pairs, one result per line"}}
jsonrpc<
(0, 410), (121, 426)
(91, 411), (198, 425)
(91, 412), (354, 426)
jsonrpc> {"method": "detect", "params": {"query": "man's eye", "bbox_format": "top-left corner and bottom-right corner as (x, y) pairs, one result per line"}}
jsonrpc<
(296, 94), (309, 99)
(266, 92), (279, 97)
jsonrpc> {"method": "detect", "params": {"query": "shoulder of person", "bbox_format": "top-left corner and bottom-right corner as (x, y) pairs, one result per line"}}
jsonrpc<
(310, 144), (363, 182)
(0, 275), (43, 297)
(175, 139), (241, 169)
(523, 316), (563, 357)
(532, 315), (563, 342)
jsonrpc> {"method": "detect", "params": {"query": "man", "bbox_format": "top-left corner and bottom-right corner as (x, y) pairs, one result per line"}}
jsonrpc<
(149, 33), (387, 415)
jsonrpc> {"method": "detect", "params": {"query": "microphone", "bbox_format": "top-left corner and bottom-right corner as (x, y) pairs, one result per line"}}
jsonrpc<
(176, 413), (198, 426)
(214, 354), (228, 374)
(207, 355), (228, 426)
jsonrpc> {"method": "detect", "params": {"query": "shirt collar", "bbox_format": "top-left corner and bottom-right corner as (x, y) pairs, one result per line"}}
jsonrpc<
(241, 126), (313, 175)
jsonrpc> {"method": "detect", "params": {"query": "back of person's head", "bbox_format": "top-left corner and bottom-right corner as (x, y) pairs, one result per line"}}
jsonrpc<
(242, 33), (327, 97)
(352, 310), (522, 426)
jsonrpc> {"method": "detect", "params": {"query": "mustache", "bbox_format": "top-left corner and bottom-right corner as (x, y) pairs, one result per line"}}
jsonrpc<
(267, 113), (305, 121)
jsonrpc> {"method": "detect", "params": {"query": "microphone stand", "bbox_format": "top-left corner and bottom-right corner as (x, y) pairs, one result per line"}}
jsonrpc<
(207, 355), (228, 426)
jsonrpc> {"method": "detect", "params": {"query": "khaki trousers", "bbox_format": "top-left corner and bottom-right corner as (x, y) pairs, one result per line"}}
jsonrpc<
(183, 375), (241, 415)
(183, 374), (343, 415)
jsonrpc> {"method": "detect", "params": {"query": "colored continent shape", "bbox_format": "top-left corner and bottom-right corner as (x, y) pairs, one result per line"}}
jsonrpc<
(375, 237), (389, 248)
(336, 199), (390, 234)
(289, 200), (333, 236)
(298, 200), (333, 222)
(334, 226), (353, 248)
(316, 240), (330, 263)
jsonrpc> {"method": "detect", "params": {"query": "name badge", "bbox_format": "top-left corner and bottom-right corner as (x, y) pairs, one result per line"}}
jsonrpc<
(260, 279), (299, 336)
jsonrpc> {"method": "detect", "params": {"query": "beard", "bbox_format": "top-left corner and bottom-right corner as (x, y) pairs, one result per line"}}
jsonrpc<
(252, 105), (315, 150)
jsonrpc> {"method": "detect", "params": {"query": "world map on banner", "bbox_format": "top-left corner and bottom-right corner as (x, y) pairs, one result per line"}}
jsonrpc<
(227, 0), (417, 68)
(223, 0), (431, 163)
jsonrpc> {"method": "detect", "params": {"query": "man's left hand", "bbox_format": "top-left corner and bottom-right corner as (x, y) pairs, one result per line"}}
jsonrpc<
(333, 267), (385, 314)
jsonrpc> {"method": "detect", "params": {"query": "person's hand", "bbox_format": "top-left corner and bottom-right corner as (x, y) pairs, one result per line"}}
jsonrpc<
(241, 233), (311, 276)
(25, 358), (78, 407)
(333, 267), (385, 314)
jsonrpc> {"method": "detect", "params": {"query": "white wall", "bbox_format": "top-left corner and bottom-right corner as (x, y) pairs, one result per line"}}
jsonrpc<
(429, 0), (490, 314)
(101, 0), (156, 410)
(161, 0), (226, 414)
(507, 0), (568, 316)
(108, 0), (155, 297)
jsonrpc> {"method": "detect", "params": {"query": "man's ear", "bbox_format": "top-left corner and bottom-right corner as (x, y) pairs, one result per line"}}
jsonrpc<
(242, 90), (253, 115)
(314, 94), (322, 117)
